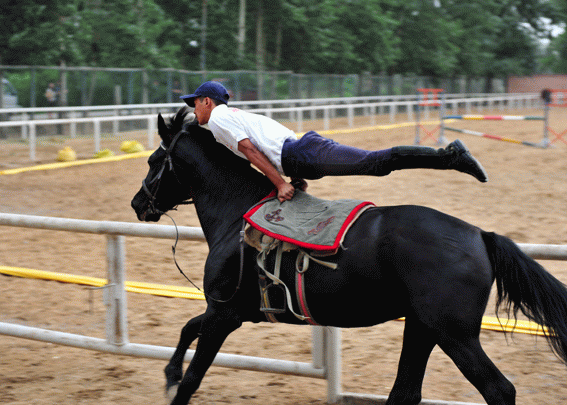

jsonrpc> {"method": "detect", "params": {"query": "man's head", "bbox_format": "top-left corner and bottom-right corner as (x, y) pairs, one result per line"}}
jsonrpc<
(192, 96), (217, 125)
(180, 81), (230, 108)
(181, 81), (230, 125)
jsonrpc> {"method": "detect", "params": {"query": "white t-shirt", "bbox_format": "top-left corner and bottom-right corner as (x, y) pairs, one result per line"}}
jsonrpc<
(207, 104), (296, 173)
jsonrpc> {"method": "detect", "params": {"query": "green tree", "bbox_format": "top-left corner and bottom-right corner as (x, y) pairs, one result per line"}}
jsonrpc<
(82, 0), (180, 68)
(550, 34), (567, 73)
(256, 0), (398, 74)
(541, 0), (567, 73)
(439, 0), (554, 90)
(1, 0), (86, 65)
(1, 0), (180, 68)
(2, 0), (566, 79)
(389, 0), (460, 77)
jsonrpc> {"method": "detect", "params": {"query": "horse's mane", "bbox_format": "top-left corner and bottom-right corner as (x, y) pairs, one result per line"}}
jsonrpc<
(163, 106), (197, 133)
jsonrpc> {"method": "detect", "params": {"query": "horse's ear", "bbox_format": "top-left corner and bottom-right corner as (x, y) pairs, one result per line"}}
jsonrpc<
(157, 113), (170, 144)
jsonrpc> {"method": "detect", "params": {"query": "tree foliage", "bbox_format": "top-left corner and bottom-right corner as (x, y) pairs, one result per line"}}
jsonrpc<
(542, 0), (567, 73)
(1, 0), (565, 76)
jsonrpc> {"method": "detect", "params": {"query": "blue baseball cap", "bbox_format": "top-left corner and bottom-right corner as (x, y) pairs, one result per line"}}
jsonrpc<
(180, 81), (230, 107)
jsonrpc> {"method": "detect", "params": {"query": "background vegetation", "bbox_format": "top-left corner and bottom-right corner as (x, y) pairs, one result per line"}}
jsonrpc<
(1, 0), (566, 106)
(1, 0), (566, 76)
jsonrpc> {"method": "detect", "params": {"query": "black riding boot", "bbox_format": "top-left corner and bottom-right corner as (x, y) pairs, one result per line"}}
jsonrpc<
(390, 139), (488, 182)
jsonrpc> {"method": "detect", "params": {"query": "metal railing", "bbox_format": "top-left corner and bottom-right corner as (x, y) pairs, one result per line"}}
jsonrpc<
(0, 65), (508, 108)
(1, 212), (566, 404)
(1, 93), (542, 161)
(0, 92), (538, 121)
(0, 213), (341, 403)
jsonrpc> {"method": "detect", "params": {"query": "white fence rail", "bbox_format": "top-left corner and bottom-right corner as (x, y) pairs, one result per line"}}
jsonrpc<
(1, 212), (565, 405)
(0, 92), (539, 120)
(1, 93), (542, 161)
(0, 213), (341, 403)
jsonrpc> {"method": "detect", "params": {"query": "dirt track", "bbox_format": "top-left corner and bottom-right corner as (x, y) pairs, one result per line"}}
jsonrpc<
(1, 107), (567, 404)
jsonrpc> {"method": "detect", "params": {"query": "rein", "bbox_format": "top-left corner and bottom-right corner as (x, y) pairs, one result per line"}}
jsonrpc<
(143, 130), (245, 304)
(165, 212), (246, 304)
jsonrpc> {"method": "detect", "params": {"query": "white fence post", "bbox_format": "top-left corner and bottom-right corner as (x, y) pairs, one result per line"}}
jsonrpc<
(105, 235), (129, 346)
(113, 118), (119, 138)
(21, 121), (27, 140)
(407, 101), (414, 122)
(324, 107), (330, 131)
(29, 123), (36, 161)
(312, 326), (325, 369)
(325, 327), (342, 404)
(147, 115), (155, 149)
(297, 107), (304, 133)
(370, 105), (376, 126)
(94, 119), (101, 152)
(70, 112), (77, 138)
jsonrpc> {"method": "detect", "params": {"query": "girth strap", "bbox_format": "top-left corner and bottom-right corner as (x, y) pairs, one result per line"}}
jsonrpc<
(256, 239), (337, 325)
(257, 242), (308, 322)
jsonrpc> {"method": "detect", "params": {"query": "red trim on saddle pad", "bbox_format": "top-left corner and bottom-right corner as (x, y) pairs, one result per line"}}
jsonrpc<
(244, 190), (374, 252)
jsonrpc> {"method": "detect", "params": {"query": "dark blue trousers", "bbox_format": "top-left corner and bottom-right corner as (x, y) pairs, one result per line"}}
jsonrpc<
(281, 131), (392, 180)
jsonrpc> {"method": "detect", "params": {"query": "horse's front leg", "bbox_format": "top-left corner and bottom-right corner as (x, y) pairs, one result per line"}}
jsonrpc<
(169, 308), (242, 405)
(165, 313), (206, 400)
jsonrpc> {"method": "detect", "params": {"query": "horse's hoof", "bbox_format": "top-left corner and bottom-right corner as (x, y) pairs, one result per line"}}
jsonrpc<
(165, 382), (179, 404)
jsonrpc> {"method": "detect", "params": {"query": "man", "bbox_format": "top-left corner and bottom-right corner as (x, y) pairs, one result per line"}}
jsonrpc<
(45, 82), (58, 107)
(181, 81), (487, 202)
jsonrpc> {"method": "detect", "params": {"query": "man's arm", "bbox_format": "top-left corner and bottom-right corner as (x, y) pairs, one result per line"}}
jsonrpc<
(237, 138), (295, 202)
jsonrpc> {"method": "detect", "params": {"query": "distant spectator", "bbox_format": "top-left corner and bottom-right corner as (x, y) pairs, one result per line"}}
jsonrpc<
(45, 82), (59, 107)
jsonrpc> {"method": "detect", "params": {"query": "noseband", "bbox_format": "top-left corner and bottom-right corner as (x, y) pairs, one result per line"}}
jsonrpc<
(142, 131), (192, 215)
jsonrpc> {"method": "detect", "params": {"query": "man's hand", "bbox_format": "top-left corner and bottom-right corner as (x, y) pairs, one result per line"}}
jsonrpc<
(277, 182), (296, 202)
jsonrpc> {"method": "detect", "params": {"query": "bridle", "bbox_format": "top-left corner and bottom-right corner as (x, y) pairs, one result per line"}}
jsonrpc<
(141, 131), (193, 216)
(140, 130), (244, 304)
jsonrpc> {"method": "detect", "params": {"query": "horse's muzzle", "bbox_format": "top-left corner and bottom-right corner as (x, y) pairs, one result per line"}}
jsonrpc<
(131, 190), (162, 222)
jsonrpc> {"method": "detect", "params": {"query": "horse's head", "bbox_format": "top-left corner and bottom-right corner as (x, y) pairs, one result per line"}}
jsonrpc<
(132, 106), (276, 224)
(131, 107), (199, 222)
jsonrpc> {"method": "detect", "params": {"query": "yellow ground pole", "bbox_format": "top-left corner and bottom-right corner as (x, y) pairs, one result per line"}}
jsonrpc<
(2, 265), (549, 336)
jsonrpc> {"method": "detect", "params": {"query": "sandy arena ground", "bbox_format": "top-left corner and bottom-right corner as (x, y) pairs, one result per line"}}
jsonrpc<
(1, 106), (567, 404)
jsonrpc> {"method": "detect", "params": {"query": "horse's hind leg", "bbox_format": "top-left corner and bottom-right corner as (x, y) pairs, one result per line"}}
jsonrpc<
(438, 335), (516, 405)
(386, 317), (437, 405)
(165, 313), (205, 398)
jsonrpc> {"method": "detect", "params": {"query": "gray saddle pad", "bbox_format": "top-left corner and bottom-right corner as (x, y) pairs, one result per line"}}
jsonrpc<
(243, 190), (374, 252)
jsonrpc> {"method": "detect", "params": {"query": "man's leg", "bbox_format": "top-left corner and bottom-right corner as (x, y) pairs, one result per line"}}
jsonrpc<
(281, 131), (487, 182)
(390, 139), (488, 182)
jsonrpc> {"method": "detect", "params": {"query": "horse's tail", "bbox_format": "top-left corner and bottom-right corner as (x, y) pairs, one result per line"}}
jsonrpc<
(482, 231), (567, 365)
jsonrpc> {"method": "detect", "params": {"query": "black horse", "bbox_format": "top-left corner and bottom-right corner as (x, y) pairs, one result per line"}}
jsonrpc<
(131, 107), (567, 405)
